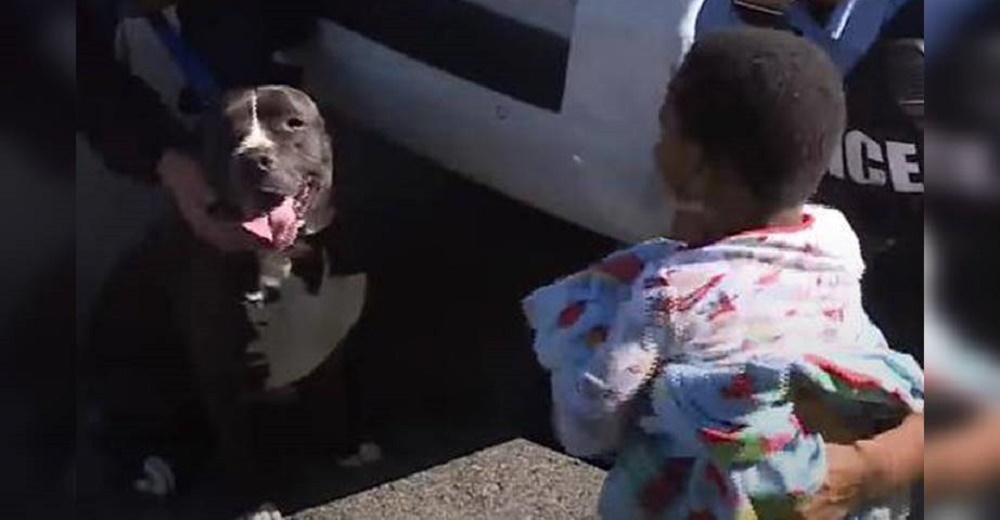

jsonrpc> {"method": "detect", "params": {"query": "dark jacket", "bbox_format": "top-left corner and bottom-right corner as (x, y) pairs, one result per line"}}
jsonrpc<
(814, 0), (923, 263)
(78, 0), (195, 182)
(806, 0), (925, 359)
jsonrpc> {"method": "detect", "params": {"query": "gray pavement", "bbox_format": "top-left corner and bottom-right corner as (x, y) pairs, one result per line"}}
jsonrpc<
(293, 439), (604, 520)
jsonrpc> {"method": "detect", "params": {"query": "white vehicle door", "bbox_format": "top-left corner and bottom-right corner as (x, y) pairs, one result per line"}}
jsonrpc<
(294, 0), (708, 242)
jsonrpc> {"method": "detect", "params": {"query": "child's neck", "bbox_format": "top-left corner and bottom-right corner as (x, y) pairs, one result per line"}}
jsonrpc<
(758, 207), (805, 230)
(699, 206), (804, 245)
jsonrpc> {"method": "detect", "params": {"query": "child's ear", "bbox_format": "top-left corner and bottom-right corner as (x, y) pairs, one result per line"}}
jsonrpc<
(673, 139), (708, 197)
(686, 140), (707, 175)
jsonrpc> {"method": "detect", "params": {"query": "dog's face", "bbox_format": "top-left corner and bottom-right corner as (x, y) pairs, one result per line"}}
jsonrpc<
(203, 85), (334, 250)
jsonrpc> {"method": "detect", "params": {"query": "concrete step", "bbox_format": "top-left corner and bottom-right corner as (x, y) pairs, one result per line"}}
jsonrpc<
(292, 439), (605, 520)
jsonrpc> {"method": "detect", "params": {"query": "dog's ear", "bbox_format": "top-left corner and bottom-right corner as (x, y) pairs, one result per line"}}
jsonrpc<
(302, 107), (337, 235)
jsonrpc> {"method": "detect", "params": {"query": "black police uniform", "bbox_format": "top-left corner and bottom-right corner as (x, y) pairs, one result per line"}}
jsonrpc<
(814, 0), (924, 363)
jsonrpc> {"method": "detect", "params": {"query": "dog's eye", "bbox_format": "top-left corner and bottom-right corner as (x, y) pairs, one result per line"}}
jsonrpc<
(286, 118), (306, 130)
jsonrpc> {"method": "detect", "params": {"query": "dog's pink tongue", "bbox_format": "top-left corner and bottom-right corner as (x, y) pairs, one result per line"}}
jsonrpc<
(241, 196), (299, 250)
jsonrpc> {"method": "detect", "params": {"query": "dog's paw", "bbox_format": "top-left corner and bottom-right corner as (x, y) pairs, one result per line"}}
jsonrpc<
(337, 442), (383, 468)
(238, 502), (283, 520)
(133, 456), (176, 498)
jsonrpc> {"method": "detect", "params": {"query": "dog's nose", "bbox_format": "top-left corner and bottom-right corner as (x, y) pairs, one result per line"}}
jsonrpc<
(239, 151), (275, 178)
(244, 151), (273, 170)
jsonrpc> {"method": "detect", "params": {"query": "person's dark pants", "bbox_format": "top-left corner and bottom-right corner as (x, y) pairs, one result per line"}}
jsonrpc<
(863, 241), (923, 365)
(861, 238), (924, 519)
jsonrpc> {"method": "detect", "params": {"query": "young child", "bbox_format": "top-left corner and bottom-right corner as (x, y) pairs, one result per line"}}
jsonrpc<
(523, 29), (923, 519)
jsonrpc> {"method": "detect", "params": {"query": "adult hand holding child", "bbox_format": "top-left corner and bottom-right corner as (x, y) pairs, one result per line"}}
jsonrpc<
(799, 414), (925, 519)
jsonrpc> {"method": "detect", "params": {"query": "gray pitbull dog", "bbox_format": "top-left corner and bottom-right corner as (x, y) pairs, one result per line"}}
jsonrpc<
(89, 86), (367, 519)
(179, 85), (350, 512)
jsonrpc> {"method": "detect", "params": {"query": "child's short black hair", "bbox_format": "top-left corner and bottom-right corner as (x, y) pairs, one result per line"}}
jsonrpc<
(668, 28), (846, 211)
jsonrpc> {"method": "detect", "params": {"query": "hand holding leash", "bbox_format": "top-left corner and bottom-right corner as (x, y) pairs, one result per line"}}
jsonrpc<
(157, 149), (259, 252)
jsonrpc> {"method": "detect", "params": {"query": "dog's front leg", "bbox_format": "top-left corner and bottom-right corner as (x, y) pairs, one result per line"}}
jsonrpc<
(182, 247), (259, 494)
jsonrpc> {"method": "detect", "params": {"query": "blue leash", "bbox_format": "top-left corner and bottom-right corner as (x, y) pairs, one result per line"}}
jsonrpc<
(145, 10), (222, 109)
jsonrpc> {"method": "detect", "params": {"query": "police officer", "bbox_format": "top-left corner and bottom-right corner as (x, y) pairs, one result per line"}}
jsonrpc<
(721, 1), (1000, 517)
(705, 0), (924, 358)
(691, 1), (926, 517)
